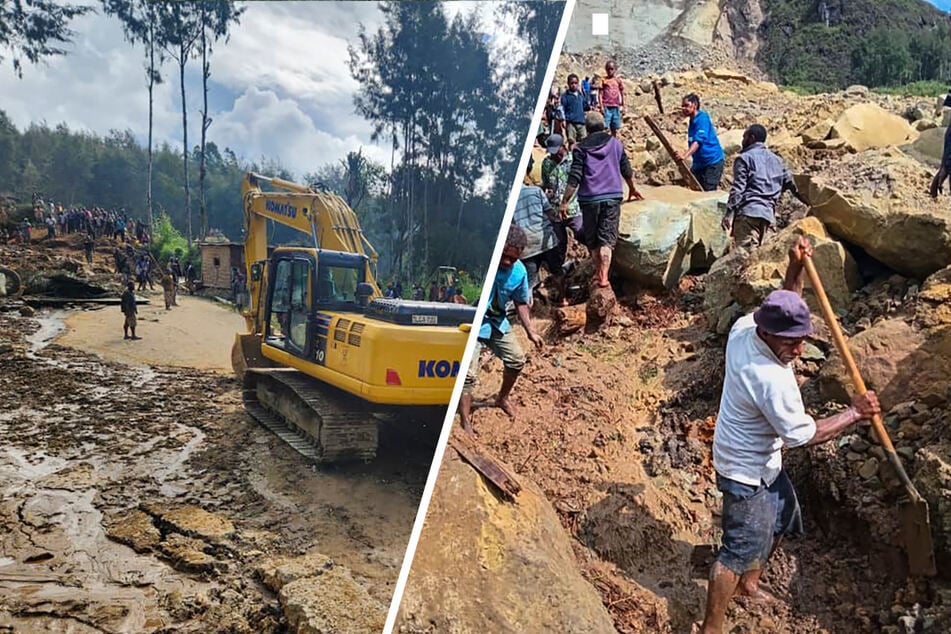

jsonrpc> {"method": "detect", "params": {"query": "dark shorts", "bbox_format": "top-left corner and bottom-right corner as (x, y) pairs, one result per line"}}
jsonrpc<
(580, 199), (621, 250)
(716, 470), (803, 575)
(692, 160), (724, 191)
(732, 214), (770, 250)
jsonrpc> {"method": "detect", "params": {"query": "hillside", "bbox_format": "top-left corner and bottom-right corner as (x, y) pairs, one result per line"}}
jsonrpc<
(566, 0), (950, 89)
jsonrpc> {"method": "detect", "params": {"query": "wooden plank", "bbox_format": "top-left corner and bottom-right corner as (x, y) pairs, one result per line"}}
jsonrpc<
(450, 433), (521, 501)
(643, 115), (703, 191)
(652, 81), (664, 114)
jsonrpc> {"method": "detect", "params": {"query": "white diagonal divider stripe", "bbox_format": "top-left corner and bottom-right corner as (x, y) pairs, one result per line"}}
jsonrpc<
(380, 1), (578, 631)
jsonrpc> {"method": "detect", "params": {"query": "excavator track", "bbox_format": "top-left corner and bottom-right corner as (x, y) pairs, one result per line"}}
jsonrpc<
(242, 369), (378, 464)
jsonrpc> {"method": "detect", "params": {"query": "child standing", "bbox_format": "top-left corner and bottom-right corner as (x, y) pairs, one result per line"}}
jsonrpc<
(599, 61), (624, 136)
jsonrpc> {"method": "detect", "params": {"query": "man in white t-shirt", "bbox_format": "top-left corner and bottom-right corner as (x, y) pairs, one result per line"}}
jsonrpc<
(700, 237), (881, 634)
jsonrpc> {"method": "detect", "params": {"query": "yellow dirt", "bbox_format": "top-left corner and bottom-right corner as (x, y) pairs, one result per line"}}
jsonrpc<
(57, 291), (244, 372)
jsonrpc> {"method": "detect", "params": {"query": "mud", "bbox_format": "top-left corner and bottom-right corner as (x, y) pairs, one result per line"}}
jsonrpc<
(0, 294), (436, 633)
(462, 286), (949, 633)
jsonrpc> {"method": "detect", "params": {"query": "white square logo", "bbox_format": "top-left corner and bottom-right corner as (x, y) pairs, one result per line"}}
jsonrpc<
(592, 13), (609, 36)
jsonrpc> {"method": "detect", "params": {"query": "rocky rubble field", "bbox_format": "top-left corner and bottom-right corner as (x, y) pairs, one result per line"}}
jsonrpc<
(401, 67), (951, 633)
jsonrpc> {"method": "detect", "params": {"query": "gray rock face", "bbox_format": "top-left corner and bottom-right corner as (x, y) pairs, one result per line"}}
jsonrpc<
(613, 186), (729, 289)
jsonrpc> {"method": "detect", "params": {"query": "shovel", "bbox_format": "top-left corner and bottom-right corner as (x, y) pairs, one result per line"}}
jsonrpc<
(802, 255), (936, 576)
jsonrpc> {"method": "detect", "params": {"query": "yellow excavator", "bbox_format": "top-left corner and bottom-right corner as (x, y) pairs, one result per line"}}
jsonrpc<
(231, 173), (474, 463)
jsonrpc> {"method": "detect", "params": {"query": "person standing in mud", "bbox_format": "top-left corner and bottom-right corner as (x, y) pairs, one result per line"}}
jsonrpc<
(458, 225), (543, 434)
(161, 270), (175, 310)
(722, 124), (810, 250)
(120, 281), (139, 340)
(83, 233), (95, 266)
(699, 236), (881, 634)
(676, 93), (725, 192)
(560, 111), (642, 289)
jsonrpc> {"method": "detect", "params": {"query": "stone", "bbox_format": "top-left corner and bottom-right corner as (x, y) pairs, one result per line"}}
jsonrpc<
(719, 129), (746, 155)
(796, 163), (951, 279)
(19, 305), (35, 317)
(159, 533), (219, 574)
(800, 343), (826, 361)
(917, 266), (951, 328)
(704, 68), (752, 84)
(845, 84), (870, 97)
(827, 103), (918, 153)
(818, 318), (951, 410)
(396, 453), (616, 633)
(258, 552), (334, 593)
(645, 138), (660, 152)
(142, 503), (235, 542)
(800, 118), (835, 146)
(613, 185), (729, 290)
(703, 217), (861, 330)
(914, 119), (938, 132)
(280, 567), (386, 634)
(806, 137), (848, 150)
(0, 341), (11, 355)
(850, 437), (871, 453)
(858, 457), (880, 480)
(104, 509), (161, 553)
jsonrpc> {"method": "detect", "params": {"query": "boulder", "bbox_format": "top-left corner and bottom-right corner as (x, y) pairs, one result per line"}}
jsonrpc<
(845, 85), (870, 97)
(719, 129), (745, 155)
(800, 118), (835, 146)
(704, 217), (861, 331)
(704, 68), (752, 84)
(280, 567), (387, 634)
(397, 453), (615, 633)
(913, 118), (938, 132)
(916, 443), (951, 561)
(612, 186), (729, 290)
(828, 103), (918, 153)
(796, 167), (951, 279)
(818, 319), (951, 410)
(917, 266), (951, 328)
(903, 126), (945, 167)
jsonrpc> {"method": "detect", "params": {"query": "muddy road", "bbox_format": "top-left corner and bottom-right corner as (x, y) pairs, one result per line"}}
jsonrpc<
(0, 295), (436, 633)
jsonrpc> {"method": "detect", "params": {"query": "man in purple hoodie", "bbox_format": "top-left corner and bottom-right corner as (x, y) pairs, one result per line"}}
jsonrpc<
(559, 111), (642, 288)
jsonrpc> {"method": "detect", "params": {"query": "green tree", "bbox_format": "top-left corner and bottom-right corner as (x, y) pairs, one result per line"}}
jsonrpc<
(0, 0), (92, 77)
(852, 28), (913, 87)
(196, 1), (244, 242)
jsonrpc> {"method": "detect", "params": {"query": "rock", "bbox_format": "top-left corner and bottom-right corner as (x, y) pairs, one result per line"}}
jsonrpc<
(645, 138), (660, 152)
(0, 341), (12, 355)
(142, 503), (235, 542)
(806, 137), (848, 150)
(759, 81), (780, 94)
(797, 164), (951, 279)
(914, 118), (938, 132)
(850, 437), (871, 453)
(397, 453), (616, 633)
(845, 84), (870, 97)
(827, 103), (918, 153)
(917, 266), (951, 328)
(800, 118), (835, 145)
(19, 305), (35, 317)
(858, 457), (880, 480)
(640, 80), (654, 94)
(704, 217), (861, 330)
(719, 129), (745, 155)
(613, 185), (729, 290)
(704, 68), (752, 83)
(280, 567), (386, 634)
(159, 533), (219, 574)
(258, 552), (334, 593)
(818, 318), (951, 410)
(586, 283), (616, 332)
(104, 509), (161, 553)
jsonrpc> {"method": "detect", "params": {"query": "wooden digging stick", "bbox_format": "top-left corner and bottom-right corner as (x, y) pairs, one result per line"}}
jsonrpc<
(652, 80), (664, 114)
(644, 115), (703, 191)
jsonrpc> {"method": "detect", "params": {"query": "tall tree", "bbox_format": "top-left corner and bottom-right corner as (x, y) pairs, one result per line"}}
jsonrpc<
(101, 0), (166, 236)
(0, 0), (91, 77)
(196, 1), (243, 242)
(157, 1), (201, 246)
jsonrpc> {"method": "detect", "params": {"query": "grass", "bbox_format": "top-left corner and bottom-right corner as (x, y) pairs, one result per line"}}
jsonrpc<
(784, 79), (946, 97)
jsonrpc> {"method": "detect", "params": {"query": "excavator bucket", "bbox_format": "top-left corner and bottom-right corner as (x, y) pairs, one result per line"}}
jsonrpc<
(231, 333), (271, 379)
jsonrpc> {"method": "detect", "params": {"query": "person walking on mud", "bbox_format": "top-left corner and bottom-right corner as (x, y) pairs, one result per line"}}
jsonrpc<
(560, 111), (642, 289)
(161, 270), (175, 311)
(83, 233), (95, 266)
(458, 225), (543, 434)
(699, 236), (881, 634)
(722, 124), (810, 251)
(120, 281), (139, 340)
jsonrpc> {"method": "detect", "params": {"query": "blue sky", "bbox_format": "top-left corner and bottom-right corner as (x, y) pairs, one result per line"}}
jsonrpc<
(926, 0), (951, 10)
(0, 2), (499, 179)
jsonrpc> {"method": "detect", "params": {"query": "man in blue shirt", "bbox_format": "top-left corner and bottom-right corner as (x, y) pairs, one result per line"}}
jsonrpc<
(560, 74), (588, 146)
(459, 225), (544, 434)
(676, 93), (725, 191)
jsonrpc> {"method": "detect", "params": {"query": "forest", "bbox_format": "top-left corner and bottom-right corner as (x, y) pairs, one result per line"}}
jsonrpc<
(0, 0), (560, 281)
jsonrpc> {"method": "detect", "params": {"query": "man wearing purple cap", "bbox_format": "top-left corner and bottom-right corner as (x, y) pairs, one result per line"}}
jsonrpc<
(700, 237), (881, 634)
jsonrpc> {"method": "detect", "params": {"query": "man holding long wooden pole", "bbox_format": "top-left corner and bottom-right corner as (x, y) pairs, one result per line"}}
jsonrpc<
(700, 236), (881, 633)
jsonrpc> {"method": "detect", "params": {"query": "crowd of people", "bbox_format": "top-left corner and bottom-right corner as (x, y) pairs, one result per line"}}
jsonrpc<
(383, 278), (469, 304)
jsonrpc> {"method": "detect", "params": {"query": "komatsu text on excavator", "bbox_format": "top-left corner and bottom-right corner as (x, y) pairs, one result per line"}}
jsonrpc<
(231, 173), (475, 463)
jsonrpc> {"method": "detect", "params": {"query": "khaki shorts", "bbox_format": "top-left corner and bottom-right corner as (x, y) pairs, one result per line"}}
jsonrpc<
(124, 313), (137, 329)
(464, 328), (526, 392)
(565, 121), (586, 143)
